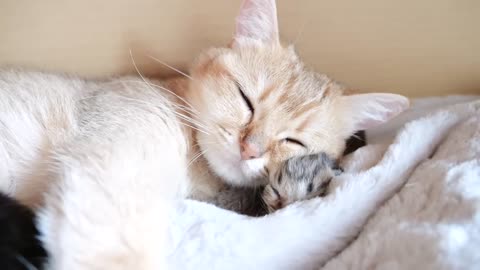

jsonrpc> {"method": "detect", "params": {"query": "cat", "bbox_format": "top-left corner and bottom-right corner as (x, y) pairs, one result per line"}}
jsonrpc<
(262, 152), (343, 213)
(0, 0), (409, 268)
(0, 192), (46, 270)
(213, 152), (342, 216)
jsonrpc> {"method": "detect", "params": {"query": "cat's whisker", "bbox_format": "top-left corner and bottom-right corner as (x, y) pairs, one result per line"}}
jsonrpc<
(115, 77), (211, 134)
(187, 149), (208, 169)
(165, 105), (211, 132)
(126, 51), (199, 115)
(129, 81), (213, 134)
(168, 103), (211, 130)
(142, 80), (199, 115)
(118, 78), (200, 116)
(146, 54), (193, 80)
(110, 90), (209, 134)
(173, 113), (211, 135)
(129, 49), (199, 116)
(113, 92), (210, 135)
(129, 49), (175, 105)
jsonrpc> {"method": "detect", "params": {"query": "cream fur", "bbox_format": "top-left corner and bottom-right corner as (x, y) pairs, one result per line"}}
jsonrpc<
(0, 0), (412, 268)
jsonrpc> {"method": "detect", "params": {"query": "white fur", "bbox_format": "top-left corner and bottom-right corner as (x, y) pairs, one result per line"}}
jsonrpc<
(0, 69), (189, 269)
(164, 101), (480, 269)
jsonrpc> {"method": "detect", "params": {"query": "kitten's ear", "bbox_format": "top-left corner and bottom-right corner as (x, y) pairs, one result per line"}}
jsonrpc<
(231, 0), (279, 47)
(340, 93), (410, 131)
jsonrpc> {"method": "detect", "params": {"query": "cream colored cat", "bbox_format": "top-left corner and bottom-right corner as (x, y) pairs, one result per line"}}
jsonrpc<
(0, 0), (408, 269)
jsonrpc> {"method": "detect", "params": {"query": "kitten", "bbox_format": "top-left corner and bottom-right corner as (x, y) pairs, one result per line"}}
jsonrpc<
(213, 152), (342, 216)
(0, 192), (46, 270)
(0, 0), (409, 268)
(262, 153), (343, 213)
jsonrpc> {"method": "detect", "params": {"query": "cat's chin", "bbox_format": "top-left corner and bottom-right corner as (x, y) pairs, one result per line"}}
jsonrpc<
(203, 149), (266, 187)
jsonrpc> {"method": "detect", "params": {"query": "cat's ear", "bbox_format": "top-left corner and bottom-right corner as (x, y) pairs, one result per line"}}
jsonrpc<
(340, 93), (410, 131)
(231, 0), (279, 47)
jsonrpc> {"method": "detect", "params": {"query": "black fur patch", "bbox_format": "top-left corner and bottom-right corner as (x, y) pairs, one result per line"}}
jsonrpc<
(343, 130), (367, 156)
(0, 192), (47, 270)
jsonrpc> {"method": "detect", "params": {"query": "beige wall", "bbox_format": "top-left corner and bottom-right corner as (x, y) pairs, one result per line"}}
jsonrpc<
(1, 0), (479, 97)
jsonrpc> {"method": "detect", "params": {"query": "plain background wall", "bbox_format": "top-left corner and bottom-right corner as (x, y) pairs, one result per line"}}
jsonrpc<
(1, 0), (479, 97)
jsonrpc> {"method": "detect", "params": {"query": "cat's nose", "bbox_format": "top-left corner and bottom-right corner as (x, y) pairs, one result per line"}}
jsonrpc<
(240, 141), (260, 160)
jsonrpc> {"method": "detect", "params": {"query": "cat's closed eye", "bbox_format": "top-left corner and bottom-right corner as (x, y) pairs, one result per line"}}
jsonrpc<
(237, 82), (254, 115)
(272, 186), (281, 198)
(283, 137), (306, 148)
(307, 182), (313, 193)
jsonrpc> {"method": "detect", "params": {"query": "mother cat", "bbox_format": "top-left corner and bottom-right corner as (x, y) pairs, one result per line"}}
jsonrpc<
(0, 0), (408, 269)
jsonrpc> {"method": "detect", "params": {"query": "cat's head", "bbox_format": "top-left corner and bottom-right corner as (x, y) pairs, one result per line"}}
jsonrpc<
(262, 153), (342, 213)
(186, 0), (408, 186)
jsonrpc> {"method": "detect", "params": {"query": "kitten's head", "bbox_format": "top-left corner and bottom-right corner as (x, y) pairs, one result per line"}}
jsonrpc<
(186, 0), (408, 186)
(262, 153), (342, 213)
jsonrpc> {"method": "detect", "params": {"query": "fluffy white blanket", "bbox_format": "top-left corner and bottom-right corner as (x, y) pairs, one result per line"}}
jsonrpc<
(324, 97), (480, 270)
(167, 97), (480, 270)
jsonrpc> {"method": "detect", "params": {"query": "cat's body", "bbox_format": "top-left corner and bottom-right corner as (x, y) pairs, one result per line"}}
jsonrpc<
(0, 0), (410, 268)
(212, 185), (267, 216)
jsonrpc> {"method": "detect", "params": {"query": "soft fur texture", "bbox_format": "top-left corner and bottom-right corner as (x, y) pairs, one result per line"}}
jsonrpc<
(161, 99), (480, 270)
(0, 0), (410, 269)
(262, 153), (341, 212)
(323, 99), (480, 269)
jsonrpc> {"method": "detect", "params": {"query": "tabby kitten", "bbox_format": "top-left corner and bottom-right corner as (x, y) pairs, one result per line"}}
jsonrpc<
(262, 153), (343, 213)
(213, 152), (342, 216)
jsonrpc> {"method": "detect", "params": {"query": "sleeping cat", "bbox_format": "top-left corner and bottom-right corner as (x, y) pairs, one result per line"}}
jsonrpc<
(0, 0), (409, 268)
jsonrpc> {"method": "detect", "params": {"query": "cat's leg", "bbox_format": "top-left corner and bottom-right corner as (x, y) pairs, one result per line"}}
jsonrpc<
(168, 106), (474, 270)
(37, 83), (190, 270)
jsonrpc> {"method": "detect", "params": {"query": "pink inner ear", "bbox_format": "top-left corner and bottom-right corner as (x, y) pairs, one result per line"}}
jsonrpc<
(233, 0), (279, 45)
(343, 93), (410, 131)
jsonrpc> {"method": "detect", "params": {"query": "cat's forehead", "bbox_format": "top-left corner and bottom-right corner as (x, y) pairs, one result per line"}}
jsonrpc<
(220, 46), (340, 112)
